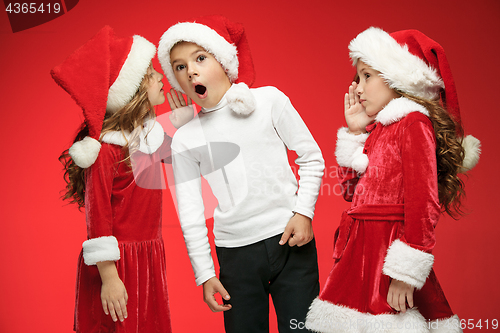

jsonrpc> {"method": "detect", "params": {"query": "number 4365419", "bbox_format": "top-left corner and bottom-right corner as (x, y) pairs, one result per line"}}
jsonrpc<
(5, 3), (61, 14)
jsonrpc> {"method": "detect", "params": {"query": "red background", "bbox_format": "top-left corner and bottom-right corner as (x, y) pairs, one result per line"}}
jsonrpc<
(0, 1), (499, 332)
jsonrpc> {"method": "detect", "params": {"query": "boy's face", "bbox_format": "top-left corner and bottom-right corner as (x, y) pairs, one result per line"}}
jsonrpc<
(170, 42), (232, 109)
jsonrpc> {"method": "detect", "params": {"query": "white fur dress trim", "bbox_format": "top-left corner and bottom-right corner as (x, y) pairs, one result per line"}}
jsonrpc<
(383, 239), (434, 290)
(100, 119), (165, 154)
(306, 297), (429, 333)
(82, 236), (120, 265)
(376, 98), (429, 126)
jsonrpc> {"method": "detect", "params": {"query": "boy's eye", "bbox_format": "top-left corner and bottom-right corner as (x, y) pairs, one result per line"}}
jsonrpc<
(197, 55), (206, 62)
(175, 64), (185, 71)
(364, 73), (371, 79)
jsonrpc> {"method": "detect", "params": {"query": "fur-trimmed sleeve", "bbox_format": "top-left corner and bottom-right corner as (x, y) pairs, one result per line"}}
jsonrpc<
(335, 127), (369, 174)
(82, 144), (120, 265)
(382, 114), (439, 289)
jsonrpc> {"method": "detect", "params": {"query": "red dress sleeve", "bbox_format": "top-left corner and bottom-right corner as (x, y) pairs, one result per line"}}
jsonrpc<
(383, 114), (440, 289)
(81, 144), (121, 265)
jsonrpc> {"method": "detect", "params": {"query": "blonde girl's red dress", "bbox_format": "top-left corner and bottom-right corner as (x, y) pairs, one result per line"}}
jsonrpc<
(75, 126), (173, 333)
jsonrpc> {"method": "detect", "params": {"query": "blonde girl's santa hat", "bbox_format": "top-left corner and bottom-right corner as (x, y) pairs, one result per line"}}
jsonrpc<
(349, 27), (480, 171)
(51, 25), (156, 168)
(158, 15), (256, 115)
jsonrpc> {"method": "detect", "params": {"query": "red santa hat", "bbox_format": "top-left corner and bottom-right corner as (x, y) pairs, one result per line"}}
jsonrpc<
(158, 15), (256, 115)
(51, 25), (156, 168)
(349, 27), (480, 171)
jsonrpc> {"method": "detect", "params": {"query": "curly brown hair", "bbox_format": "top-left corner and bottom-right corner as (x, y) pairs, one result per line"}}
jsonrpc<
(58, 72), (156, 210)
(396, 91), (466, 218)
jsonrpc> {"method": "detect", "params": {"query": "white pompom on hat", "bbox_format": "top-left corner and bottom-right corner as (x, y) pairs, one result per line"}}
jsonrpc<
(158, 15), (256, 115)
(349, 27), (480, 170)
(51, 26), (156, 168)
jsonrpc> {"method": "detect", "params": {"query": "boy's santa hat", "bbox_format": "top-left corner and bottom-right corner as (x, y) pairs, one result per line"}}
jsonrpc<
(51, 25), (156, 168)
(349, 27), (480, 171)
(158, 15), (256, 115)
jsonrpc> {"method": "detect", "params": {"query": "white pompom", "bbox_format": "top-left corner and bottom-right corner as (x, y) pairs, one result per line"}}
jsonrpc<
(226, 82), (256, 115)
(461, 135), (481, 172)
(68, 136), (101, 168)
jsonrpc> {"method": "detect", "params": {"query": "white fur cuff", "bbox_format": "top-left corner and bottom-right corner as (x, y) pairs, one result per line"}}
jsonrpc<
(335, 127), (369, 173)
(383, 239), (434, 289)
(82, 236), (120, 265)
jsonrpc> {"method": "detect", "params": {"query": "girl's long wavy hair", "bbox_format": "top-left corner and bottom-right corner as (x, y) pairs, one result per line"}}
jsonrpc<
(59, 73), (156, 210)
(396, 91), (466, 219)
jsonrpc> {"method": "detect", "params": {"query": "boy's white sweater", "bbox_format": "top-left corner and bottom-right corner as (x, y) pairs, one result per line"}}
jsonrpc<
(172, 85), (324, 285)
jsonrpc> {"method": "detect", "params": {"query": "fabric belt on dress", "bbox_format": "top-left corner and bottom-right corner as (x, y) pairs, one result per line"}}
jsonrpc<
(332, 204), (404, 260)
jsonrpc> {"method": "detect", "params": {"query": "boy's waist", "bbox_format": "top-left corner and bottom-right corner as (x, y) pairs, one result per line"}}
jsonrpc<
(212, 207), (294, 248)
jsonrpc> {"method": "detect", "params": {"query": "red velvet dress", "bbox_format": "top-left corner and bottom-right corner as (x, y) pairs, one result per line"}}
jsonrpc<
(74, 127), (173, 333)
(306, 98), (462, 333)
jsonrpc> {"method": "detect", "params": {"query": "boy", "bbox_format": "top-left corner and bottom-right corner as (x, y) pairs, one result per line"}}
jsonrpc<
(158, 16), (324, 332)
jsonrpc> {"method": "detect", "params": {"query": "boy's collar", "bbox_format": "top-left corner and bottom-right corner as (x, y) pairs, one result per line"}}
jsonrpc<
(201, 92), (228, 113)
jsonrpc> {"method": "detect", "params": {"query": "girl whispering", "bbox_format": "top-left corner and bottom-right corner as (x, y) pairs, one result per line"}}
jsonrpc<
(54, 26), (191, 333)
(306, 27), (480, 333)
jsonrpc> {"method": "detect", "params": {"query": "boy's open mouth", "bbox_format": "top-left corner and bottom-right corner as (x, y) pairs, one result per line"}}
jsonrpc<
(195, 84), (207, 96)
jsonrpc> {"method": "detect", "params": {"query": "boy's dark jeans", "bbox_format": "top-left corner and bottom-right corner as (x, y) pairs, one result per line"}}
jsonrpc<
(216, 233), (320, 333)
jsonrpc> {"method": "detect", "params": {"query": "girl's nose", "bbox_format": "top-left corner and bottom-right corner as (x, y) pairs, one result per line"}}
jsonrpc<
(355, 83), (363, 95)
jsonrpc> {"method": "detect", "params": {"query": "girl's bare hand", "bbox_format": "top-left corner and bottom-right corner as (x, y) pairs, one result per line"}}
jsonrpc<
(167, 89), (194, 128)
(344, 82), (373, 134)
(387, 279), (414, 313)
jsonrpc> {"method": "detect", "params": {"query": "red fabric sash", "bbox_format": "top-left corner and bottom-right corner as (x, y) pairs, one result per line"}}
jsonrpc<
(333, 204), (404, 259)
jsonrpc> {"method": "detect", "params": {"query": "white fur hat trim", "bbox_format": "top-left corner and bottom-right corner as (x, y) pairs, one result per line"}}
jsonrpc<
(349, 27), (444, 101)
(107, 35), (156, 113)
(158, 22), (238, 93)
